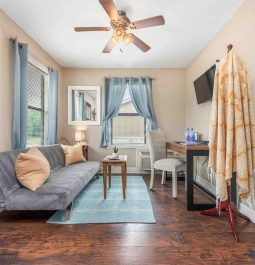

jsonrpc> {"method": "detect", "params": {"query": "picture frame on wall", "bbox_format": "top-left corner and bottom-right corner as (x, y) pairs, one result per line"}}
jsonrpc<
(68, 86), (101, 126)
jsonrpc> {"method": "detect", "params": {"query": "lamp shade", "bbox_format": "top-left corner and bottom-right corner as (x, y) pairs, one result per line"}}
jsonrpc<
(75, 130), (85, 142)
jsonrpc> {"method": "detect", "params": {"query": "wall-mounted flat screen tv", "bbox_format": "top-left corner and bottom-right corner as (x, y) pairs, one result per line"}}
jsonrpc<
(194, 64), (216, 104)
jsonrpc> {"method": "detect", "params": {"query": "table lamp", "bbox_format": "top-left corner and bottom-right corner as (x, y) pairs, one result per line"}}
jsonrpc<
(75, 130), (86, 144)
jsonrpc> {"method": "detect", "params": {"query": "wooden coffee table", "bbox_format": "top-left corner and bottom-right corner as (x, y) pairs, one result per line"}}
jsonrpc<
(102, 155), (127, 199)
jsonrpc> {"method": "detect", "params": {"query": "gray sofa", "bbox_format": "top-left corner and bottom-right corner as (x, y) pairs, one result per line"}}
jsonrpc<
(0, 144), (100, 216)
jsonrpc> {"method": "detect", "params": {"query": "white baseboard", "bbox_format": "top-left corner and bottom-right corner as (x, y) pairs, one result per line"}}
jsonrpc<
(195, 174), (216, 195)
(195, 175), (255, 223)
(239, 202), (255, 223)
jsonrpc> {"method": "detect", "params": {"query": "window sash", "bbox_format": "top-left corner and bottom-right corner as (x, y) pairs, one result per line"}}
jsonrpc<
(27, 63), (45, 146)
(110, 83), (146, 146)
(111, 113), (146, 145)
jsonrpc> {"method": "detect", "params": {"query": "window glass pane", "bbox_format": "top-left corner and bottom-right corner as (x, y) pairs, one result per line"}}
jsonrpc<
(112, 115), (145, 144)
(119, 100), (137, 113)
(119, 85), (137, 113)
(28, 64), (44, 109)
(27, 63), (45, 146)
(111, 84), (146, 145)
(27, 108), (42, 146)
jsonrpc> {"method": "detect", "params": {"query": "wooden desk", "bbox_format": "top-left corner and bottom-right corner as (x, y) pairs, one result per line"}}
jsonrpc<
(102, 155), (127, 200)
(167, 142), (215, 211)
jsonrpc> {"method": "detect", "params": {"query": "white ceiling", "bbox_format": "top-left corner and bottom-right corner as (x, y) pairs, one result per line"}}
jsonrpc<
(0, 0), (244, 68)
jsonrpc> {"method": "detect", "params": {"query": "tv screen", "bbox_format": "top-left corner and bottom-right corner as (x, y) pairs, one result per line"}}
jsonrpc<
(194, 64), (216, 104)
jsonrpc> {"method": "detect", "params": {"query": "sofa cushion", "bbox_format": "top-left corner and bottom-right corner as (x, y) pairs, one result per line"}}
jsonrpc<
(6, 161), (100, 210)
(0, 145), (64, 208)
(61, 144), (86, 166)
(16, 148), (50, 191)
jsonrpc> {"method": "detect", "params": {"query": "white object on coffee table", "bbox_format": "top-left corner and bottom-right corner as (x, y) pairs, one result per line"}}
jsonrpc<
(112, 153), (119, 159)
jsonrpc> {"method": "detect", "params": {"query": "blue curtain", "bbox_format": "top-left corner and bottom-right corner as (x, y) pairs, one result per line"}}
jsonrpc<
(129, 77), (157, 130)
(47, 68), (58, 145)
(100, 78), (126, 147)
(11, 39), (28, 150)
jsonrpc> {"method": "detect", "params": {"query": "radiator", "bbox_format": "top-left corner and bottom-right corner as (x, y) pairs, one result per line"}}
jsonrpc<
(136, 148), (151, 171)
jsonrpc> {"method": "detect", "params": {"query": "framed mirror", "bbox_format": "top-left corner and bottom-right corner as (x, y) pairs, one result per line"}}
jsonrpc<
(68, 86), (101, 125)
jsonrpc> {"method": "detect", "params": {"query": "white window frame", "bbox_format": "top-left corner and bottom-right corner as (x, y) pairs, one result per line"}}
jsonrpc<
(110, 85), (146, 147)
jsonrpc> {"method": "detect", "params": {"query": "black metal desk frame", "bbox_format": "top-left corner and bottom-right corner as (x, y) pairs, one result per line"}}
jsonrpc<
(167, 142), (216, 211)
(186, 149), (215, 211)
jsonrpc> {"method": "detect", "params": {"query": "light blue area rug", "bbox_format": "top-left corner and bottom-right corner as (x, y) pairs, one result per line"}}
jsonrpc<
(47, 176), (155, 224)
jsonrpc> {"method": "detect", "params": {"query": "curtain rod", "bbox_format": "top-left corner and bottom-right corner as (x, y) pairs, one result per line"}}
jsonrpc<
(216, 44), (233, 62)
(10, 37), (16, 42)
(10, 37), (55, 73)
(9, 37), (27, 47)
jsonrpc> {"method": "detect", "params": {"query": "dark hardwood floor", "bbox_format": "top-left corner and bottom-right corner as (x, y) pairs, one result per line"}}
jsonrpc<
(0, 175), (255, 265)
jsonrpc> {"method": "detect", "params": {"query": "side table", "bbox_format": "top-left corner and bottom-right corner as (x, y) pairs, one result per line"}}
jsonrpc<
(102, 155), (127, 199)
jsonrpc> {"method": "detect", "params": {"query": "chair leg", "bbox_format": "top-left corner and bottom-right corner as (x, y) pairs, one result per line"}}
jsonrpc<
(161, 170), (166, 184)
(150, 168), (155, 190)
(172, 170), (177, 198)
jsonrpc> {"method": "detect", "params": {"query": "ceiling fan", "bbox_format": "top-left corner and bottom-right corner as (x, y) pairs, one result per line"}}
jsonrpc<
(74, 0), (165, 53)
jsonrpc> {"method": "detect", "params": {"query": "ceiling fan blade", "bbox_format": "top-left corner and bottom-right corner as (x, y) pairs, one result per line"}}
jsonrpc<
(102, 36), (117, 53)
(132, 15), (165, 29)
(74, 27), (111, 32)
(128, 33), (150, 52)
(99, 0), (119, 20)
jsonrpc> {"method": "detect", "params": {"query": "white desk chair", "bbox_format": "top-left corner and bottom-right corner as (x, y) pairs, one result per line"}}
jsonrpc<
(148, 130), (186, 198)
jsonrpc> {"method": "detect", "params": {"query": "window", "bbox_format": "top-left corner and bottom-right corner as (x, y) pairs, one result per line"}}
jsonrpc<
(27, 64), (46, 146)
(111, 85), (146, 145)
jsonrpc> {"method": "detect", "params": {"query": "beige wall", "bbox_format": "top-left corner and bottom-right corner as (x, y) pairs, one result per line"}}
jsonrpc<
(185, 0), (255, 211)
(61, 68), (186, 167)
(0, 10), (63, 151)
(2, 0), (254, 171)
(186, 0), (255, 140)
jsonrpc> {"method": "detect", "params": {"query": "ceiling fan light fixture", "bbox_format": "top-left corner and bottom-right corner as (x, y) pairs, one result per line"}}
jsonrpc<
(123, 34), (131, 45)
(115, 27), (124, 38)
(129, 23), (135, 29)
